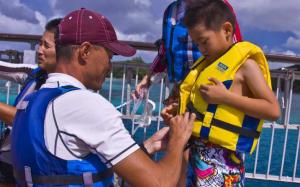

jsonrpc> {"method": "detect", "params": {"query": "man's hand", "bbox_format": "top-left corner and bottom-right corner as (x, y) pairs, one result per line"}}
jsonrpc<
(113, 113), (195, 187)
(161, 103), (178, 125)
(143, 127), (170, 154)
(199, 77), (229, 104)
(132, 74), (151, 100)
(168, 112), (196, 149)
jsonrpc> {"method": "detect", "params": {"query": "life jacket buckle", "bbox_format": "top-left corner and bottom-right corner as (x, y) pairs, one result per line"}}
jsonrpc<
(203, 112), (214, 127)
(230, 153), (242, 164)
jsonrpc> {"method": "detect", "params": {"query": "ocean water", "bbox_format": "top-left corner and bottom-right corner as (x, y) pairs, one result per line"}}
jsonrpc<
(1, 79), (300, 186)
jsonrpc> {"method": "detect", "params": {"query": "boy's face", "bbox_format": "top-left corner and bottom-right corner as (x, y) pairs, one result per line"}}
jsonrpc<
(189, 22), (233, 63)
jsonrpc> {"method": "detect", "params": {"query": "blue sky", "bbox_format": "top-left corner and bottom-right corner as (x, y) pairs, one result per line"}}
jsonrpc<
(0, 0), (299, 66)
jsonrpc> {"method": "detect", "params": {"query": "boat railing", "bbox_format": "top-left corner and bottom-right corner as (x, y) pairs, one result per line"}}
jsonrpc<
(1, 33), (300, 184)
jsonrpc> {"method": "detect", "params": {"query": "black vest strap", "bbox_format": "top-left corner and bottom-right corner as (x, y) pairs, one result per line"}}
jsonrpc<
(187, 102), (260, 138)
(14, 169), (113, 185)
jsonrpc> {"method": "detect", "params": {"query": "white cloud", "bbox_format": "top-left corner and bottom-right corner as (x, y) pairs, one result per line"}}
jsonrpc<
(135, 51), (156, 63)
(270, 48), (297, 56)
(116, 30), (148, 42)
(230, 0), (300, 53)
(267, 48), (297, 69)
(269, 62), (295, 70)
(282, 50), (297, 56)
(262, 45), (299, 68)
(49, 0), (169, 42)
(49, 0), (57, 8)
(285, 37), (300, 49)
(113, 50), (156, 64)
(230, 0), (300, 36)
(134, 0), (151, 7)
(154, 18), (163, 25)
(0, 0), (39, 24)
(127, 11), (147, 20)
(0, 13), (43, 35)
(35, 11), (47, 31)
(262, 45), (300, 56)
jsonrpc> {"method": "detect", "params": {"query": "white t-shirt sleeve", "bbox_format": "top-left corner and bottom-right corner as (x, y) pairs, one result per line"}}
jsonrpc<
(0, 60), (37, 84)
(44, 90), (139, 167)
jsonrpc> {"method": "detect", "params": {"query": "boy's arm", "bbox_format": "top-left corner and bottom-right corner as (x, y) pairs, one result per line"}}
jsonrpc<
(200, 58), (280, 121)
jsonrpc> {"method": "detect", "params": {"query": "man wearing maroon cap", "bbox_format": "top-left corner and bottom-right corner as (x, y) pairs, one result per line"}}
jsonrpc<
(11, 8), (195, 187)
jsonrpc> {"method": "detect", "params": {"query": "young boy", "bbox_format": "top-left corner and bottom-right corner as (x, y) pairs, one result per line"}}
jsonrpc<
(162, 0), (280, 186)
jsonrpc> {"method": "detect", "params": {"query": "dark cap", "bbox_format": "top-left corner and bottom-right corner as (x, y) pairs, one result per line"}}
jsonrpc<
(57, 8), (136, 57)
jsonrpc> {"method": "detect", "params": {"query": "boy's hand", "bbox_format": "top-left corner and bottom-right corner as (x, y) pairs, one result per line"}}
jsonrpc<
(199, 77), (229, 104)
(161, 103), (178, 125)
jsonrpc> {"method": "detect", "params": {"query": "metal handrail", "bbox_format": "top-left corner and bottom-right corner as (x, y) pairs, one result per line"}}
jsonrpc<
(1, 33), (300, 64)
(1, 32), (300, 185)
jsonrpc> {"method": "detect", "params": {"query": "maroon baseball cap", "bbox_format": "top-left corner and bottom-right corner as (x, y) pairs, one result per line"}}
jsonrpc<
(57, 8), (136, 57)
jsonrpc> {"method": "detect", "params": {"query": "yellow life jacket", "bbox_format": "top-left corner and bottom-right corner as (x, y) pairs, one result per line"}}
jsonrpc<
(179, 41), (271, 154)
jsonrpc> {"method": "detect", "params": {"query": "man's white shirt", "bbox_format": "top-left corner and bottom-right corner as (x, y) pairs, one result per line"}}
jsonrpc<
(43, 73), (139, 167)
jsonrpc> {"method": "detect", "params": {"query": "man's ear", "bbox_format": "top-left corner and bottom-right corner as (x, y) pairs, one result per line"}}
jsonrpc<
(222, 21), (233, 41)
(78, 42), (92, 64)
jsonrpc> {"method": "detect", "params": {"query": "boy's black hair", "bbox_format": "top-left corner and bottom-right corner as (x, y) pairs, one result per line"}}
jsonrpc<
(183, 0), (236, 33)
(45, 18), (62, 33)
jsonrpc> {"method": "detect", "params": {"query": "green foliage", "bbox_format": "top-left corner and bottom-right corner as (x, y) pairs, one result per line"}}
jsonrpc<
(111, 57), (149, 79)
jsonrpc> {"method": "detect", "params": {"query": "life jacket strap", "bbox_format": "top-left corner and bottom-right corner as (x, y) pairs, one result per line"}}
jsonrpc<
(187, 102), (260, 138)
(14, 167), (113, 185)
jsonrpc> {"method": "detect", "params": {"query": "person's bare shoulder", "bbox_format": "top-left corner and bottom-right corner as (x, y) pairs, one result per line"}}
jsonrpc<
(239, 58), (271, 99)
(240, 58), (263, 77)
(238, 58), (268, 89)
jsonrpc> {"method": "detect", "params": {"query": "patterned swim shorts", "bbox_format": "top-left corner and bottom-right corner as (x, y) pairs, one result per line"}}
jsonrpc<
(187, 140), (245, 187)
